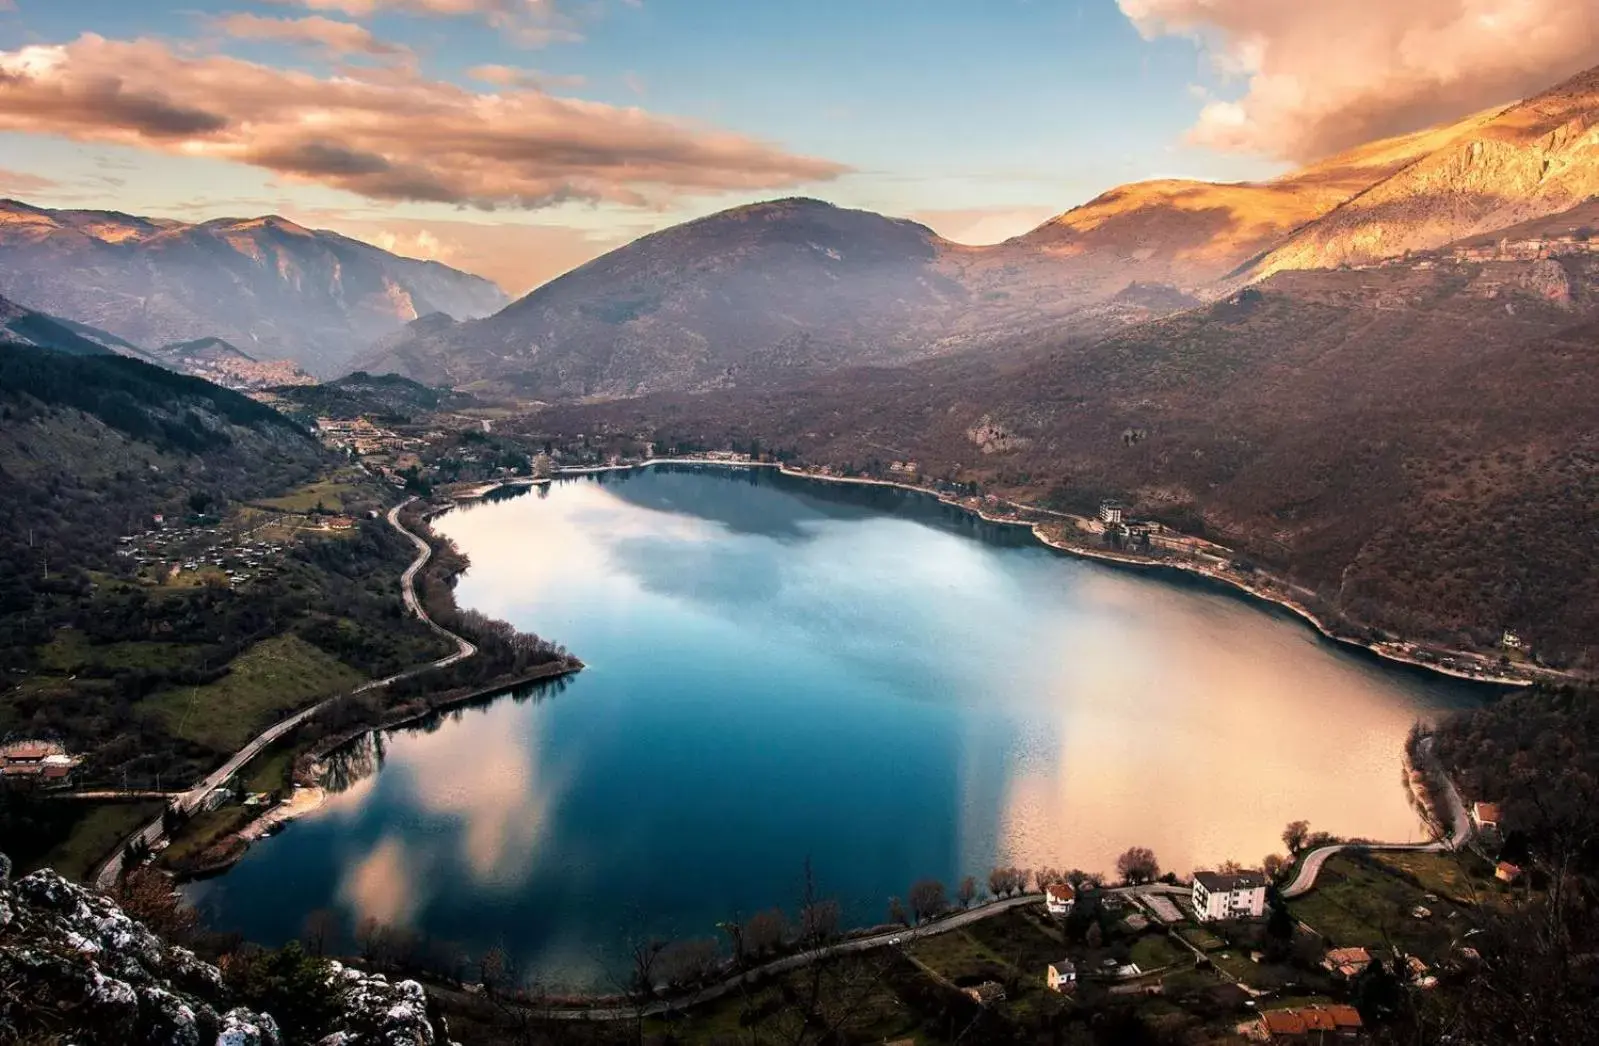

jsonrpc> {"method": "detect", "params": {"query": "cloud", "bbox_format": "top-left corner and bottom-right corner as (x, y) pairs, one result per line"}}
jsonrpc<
(213, 13), (411, 59)
(467, 63), (586, 90)
(1121, 0), (1599, 161)
(0, 166), (57, 193)
(266, 0), (583, 45)
(0, 34), (847, 211)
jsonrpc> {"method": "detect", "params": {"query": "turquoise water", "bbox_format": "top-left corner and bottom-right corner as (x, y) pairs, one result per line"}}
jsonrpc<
(188, 466), (1478, 987)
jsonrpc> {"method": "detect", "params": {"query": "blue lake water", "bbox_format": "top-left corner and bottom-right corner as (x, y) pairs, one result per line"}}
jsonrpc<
(188, 466), (1480, 988)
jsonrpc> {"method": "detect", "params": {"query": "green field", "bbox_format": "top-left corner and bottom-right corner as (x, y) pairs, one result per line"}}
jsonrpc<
(1129, 934), (1184, 971)
(37, 629), (188, 674)
(255, 477), (365, 513)
(242, 741), (299, 795)
(159, 806), (253, 870)
(1370, 850), (1505, 907)
(1287, 853), (1479, 960)
(1176, 923), (1227, 951)
(140, 634), (366, 753)
(19, 801), (165, 882)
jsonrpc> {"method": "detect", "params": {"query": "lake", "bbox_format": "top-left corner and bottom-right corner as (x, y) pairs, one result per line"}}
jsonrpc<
(188, 465), (1481, 988)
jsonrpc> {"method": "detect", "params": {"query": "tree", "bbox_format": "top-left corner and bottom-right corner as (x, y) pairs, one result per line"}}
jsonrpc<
(888, 896), (909, 926)
(628, 938), (666, 997)
(113, 868), (197, 944)
(988, 866), (1009, 898)
(744, 908), (787, 955)
(1066, 868), (1090, 890)
(799, 898), (841, 946)
(1116, 846), (1160, 885)
(1085, 922), (1103, 949)
(1263, 853), (1287, 880)
(909, 879), (947, 924)
(301, 908), (339, 957)
(657, 938), (720, 989)
(1267, 898), (1295, 943)
(1283, 820), (1312, 854)
(1219, 859), (1244, 874)
(1033, 867), (1058, 893)
(957, 875), (978, 908)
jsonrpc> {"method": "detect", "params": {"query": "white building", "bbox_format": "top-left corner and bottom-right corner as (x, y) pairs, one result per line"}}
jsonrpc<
(1098, 500), (1126, 525)
(1044, 882), (1076, 916)
(1191, 871), (1267, 922)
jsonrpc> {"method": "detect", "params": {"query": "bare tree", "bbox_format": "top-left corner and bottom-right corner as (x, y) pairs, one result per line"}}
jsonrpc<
(888, 896), (909, 926)
(628, 938), (666, 997)
(909, 879), (948, 924)
(800, 898), (842, 946)
(1283, 820), (1312, 854)
(1263, 854), (1287, 880)
(1033, 867), (1057, 893)
(988, 866), (1009, 899)
(301, 908), (339, 958)
(657, 938), (721, 989)
(957, 875), (978, 908)
(745, 908), (788, 956)
(1116, 846), (1160, 885)
(113, 869), (198, 944)
(1065, 868), (1090, 890)
(1219, 858), (1244, 874)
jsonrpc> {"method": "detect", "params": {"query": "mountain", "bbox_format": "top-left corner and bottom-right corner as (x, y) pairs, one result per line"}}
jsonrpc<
(1239, 65), (1599, 282)
(999, 105), (1506, 297)
(0, 199), (509, 377)
(535, 213), (1599, 668)
(350, 103), (1558, 400)
(353, 199), (983, 397)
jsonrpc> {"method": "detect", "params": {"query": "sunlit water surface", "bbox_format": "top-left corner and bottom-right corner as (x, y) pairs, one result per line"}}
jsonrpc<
(189, 466), (1481, 988)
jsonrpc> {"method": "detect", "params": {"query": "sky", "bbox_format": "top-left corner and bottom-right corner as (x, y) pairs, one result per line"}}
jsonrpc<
(1, 1), (1596, 295)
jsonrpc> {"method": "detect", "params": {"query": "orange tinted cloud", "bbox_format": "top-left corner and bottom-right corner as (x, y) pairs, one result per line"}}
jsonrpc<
(0, 35), (847, 210)
(468, 63), (587, 90)
(1122, 0), (1599, 161)
(267, 0), (581, 45)
(213, 14), (411, 58)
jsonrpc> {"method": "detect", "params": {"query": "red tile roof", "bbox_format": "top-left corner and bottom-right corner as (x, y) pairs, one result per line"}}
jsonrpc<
(1261, 1010), (1307, 1035)
(1046, 882), (1075, 902)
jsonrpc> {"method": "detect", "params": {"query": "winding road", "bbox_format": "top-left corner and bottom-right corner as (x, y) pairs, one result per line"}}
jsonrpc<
(93, 498), (477, 890)
(1280, 737), (1471, 899)
(517, 884), (1192, 1022)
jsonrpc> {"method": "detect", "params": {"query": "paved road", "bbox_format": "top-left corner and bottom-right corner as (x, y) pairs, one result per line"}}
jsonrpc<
(1281, 737), (1471, 899)
(93, 498), (477, 891)
(527, 884), (1191, 1021)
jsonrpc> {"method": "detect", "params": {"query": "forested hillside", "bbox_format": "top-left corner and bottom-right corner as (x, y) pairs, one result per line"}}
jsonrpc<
(0, 346), (450, 783)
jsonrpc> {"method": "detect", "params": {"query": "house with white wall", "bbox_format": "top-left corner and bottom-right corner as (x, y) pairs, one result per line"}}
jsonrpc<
(1191, 871), (1267, 922)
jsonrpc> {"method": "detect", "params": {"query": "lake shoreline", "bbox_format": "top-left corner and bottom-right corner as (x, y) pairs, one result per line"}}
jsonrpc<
(483, 460), (1538, 690)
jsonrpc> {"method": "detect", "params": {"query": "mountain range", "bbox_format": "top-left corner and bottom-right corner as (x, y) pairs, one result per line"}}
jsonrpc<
(0, 200), (507, 377)
(356, 64), (1599, 399)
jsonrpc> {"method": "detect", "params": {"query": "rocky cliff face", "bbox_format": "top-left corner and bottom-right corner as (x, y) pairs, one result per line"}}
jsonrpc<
(0, 856), (453, 1046)
(1241, 66), (1599, 281)
(0, 200), (508, 377)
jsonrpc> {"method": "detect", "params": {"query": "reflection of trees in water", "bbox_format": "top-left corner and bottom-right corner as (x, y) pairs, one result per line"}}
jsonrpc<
(324, 732), (387, 795)
(321, 676), (572, 794)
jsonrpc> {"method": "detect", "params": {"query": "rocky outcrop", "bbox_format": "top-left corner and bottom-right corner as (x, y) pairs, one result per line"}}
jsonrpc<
(0, 855), (453, 1046)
